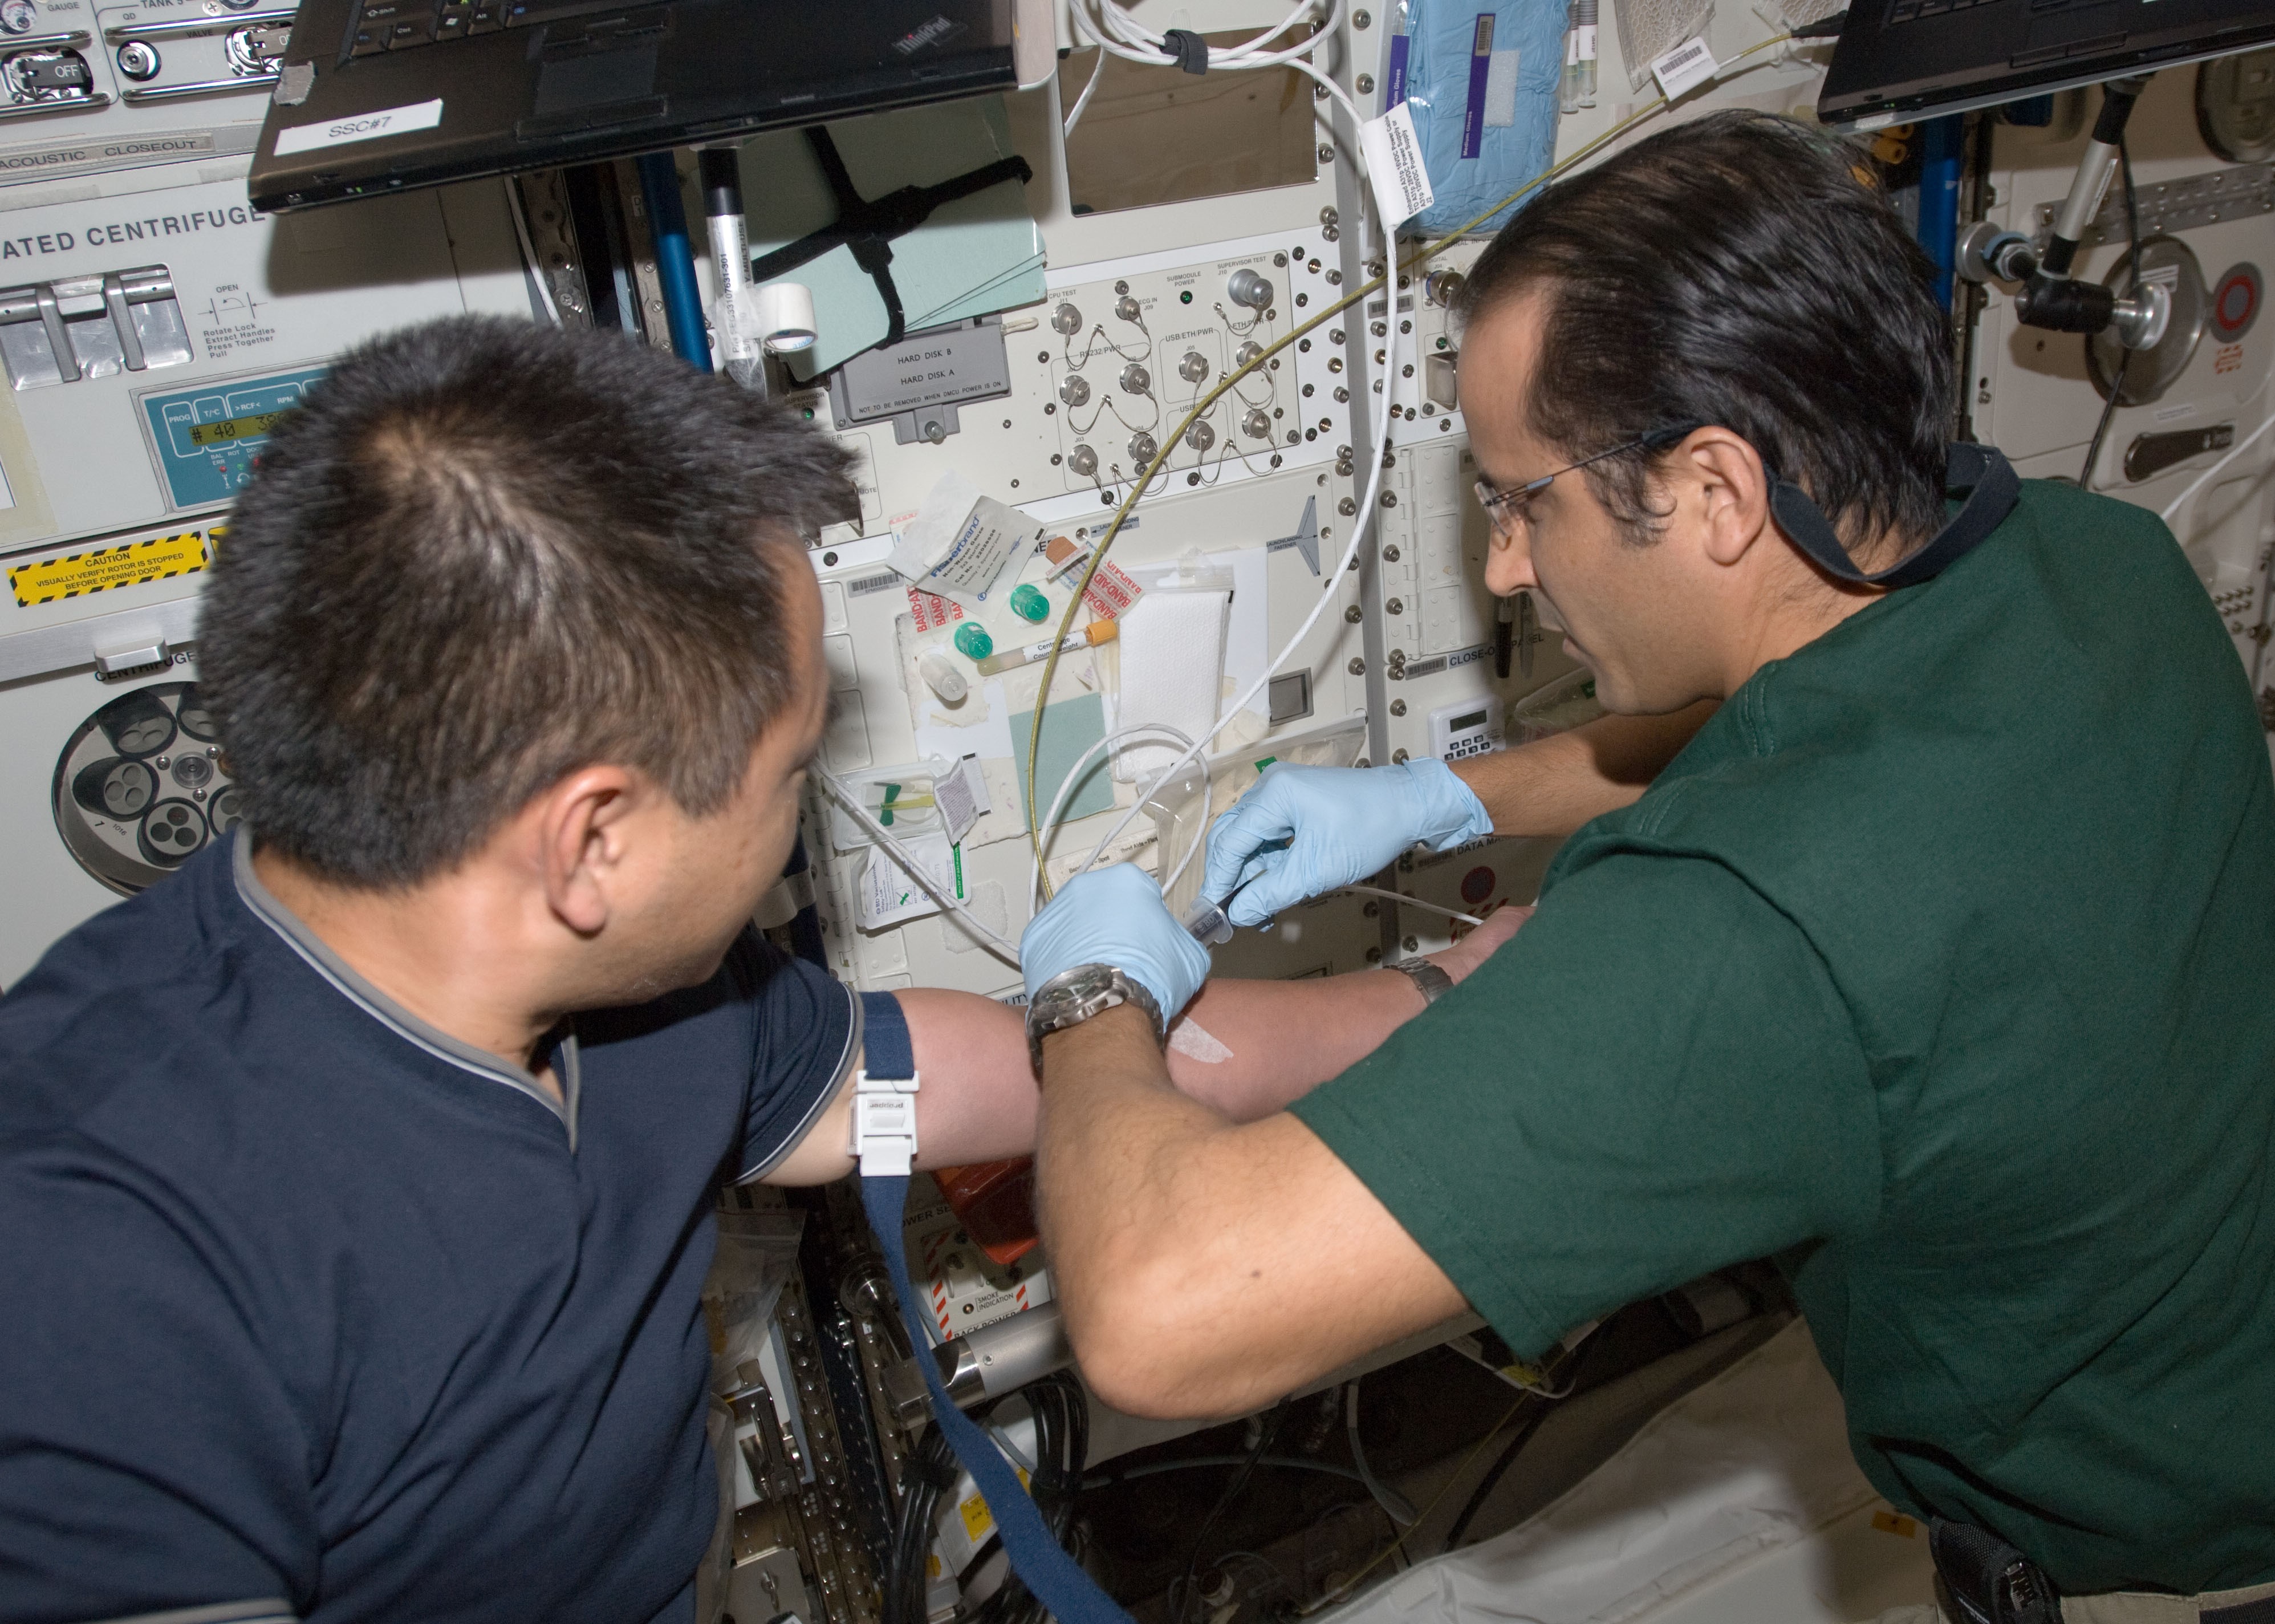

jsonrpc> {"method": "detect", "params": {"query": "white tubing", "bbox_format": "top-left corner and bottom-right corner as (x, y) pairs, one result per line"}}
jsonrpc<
(819, 771), (1022, 964)
(2160, 409), (2275, 526)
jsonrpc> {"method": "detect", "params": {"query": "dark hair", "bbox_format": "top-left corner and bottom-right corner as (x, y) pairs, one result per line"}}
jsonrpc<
(1455, 110), (1953, 558)
(198, 316), (858, 888)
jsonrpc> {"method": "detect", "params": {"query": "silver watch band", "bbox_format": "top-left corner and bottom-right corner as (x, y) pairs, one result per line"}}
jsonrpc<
(1383, 957), (1454, 1006)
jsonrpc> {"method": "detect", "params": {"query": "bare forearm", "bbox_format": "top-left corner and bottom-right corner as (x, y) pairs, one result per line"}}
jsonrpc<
(1166, 970), (1417, 1119)
(1456, 702), (1716, 838)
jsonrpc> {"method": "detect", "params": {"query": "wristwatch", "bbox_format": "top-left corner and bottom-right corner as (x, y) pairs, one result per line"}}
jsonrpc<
(1383, 957), (1454, 1007)
(1025, 963), (1167, 1074)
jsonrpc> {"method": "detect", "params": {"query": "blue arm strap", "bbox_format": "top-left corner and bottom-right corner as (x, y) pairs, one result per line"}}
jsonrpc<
(854, 992), (1132, 1624)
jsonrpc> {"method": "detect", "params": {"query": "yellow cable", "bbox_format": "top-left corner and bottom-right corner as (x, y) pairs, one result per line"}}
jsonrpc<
(1023, 34), (1797, 896)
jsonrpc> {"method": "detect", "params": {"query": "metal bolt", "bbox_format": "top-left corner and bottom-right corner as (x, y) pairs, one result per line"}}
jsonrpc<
(1318, 143), (1335, 164)
(1338, 497), (1357, 515)
(1354, 9), (1372, 26)
(1323, 224), (1340, 242)
(1365, 945), (1383, 963)
(1348, 656), (1366, 675)
(1362, 900), (1379, 917)
(1386, 597), (1404, 614)
(1382, 491), (1398, 507)
(1273, 251), (1288, 266)
(1404, 935), (1420, 952)
(1390, 699), (1407, 716)
(1345, 604), (1363, 623)
(1391, 749), (1410, 765)
(1356, 72), (1375, 94)
(1383, 545), (1401, 562)
(1372, 320), (1387, 338)
(1334, 387), (1349, 402)
(1321, 206), (1339, 226)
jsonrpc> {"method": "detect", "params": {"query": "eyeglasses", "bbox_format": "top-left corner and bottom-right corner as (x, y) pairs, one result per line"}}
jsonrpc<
(1472, 421), (1704, 538)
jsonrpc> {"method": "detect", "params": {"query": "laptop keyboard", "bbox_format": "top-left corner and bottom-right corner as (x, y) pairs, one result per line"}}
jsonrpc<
(1883, 0), (2025, 22)
(346, 0), (647, 56)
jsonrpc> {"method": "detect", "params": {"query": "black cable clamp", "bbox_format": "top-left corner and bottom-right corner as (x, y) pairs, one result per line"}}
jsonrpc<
(1163, 27), (1209, 73)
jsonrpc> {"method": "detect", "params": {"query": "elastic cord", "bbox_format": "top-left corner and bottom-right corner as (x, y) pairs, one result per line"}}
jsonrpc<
(1767, 443), (2019, 590)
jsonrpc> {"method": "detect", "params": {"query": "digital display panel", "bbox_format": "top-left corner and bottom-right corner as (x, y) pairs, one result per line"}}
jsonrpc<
(185, 407), (294, 448)
(1449, 709), (1488, 731)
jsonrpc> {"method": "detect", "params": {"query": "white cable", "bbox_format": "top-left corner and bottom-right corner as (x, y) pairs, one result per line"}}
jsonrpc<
(1065, 0), (1359, 126)
(1336, 884), (1485, 927)
(818, 770), (1022, 964)
(2160, 408), (2275, 526)
(504, 178), (562, 327)
(1070, 219), (1407, 885)
(1027, 722), (1206, 918)
(1062, 43), (1108, 139)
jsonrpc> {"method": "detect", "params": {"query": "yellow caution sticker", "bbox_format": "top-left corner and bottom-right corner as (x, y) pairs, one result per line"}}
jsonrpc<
(9, 530), (209, 608)
(1872, 1509), (1920, 1538)
(959, 1493), (993, 1541)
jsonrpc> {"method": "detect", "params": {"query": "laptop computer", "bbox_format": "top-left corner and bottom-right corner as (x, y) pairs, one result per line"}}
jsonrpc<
(1818, 0), (2275, 128)
(250, 0), (1041, 213)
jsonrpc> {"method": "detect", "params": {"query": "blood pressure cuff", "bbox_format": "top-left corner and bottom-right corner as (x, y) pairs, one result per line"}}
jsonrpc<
(1393, 0), (1567, 237)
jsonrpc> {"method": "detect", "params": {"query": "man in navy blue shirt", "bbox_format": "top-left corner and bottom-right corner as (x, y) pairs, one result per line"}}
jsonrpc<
(0, 318), (1518, 1624)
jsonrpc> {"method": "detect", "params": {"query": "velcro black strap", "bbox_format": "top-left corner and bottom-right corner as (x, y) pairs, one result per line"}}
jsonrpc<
(1929, 1519), (2062, 1624)
(746, 127), (1034, 352)
(1162, 27), (1209, 72)
(1769, 442), (2020, 590)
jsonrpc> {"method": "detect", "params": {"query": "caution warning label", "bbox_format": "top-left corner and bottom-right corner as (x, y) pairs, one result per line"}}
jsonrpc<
(9, 531), (209, 607)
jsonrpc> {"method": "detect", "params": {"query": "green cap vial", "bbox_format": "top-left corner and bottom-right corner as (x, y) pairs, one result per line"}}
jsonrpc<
(953, 623), (994, 660)
(1009, 583), (1050, 623)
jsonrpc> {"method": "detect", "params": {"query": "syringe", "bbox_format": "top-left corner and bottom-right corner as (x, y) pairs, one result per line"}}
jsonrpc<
(1178, 839), (1290, 947)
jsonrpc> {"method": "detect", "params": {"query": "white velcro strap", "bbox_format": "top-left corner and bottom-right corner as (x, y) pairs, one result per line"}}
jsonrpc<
(853, 1067), (920, 1177)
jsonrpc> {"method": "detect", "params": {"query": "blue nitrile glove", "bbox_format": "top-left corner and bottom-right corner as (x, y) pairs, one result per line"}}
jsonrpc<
(1202, 760), (1494, 927)
(1020, 863), (1212, 1024)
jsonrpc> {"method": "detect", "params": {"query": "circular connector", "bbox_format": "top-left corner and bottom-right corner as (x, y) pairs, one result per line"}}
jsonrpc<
(1119, 362), (1150, 395)
(1226, 267), (1274, 311)
(1177, 350), (1210, 384)
(1050, 301), (1083, 335)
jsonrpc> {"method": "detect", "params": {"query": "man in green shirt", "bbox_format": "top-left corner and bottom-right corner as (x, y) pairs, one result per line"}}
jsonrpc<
(1014, 111), (2275, 1613)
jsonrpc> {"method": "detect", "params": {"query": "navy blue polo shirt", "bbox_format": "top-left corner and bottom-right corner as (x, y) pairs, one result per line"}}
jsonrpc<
(0, 833), (859, 1624)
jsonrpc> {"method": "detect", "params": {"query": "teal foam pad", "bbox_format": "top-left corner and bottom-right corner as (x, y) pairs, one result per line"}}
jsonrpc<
(1011, 691), (1116, 831)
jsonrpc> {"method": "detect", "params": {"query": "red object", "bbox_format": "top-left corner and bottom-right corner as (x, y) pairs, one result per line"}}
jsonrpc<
(933, 1159), (1040, 1267)
(1460, 865), (1497, 905)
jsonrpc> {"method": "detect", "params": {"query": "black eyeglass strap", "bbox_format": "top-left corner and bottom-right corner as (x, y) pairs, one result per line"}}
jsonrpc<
(1766, 442), (2018, 590)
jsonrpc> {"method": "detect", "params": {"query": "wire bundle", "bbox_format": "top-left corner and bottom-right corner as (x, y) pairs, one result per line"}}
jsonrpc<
(883, 1373), (1092, 1624)
(1063, 0), (1358, 137)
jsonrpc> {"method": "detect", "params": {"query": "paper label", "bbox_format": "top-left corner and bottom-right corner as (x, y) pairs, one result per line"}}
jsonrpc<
(1650, 36), (1717, 102)
(273, 98), (444, 157)
(1359, 103), (1435, 229)
(1483, 48), (1521, 128)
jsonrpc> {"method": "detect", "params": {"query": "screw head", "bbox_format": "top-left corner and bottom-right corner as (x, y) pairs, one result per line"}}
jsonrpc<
(1386, 597), (1404, 615)
(1318, 143), (1336, 164)
(1348, 657), (1366, 675)
(1354, 9), (1372, 27)
(1391, 749), (1409, 765)
(1383, 545), (1401, 562)
(1404, 935), (1420, 952)
(1390, 699), (1407, 716)
(1356, 72), (1375, 93)
(1344, 605), (1363, 623)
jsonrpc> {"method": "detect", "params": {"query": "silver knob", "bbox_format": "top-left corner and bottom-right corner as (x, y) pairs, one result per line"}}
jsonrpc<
(1226, 268), (1274, 311)
(1128, 432), (1158, 466)
(1184, 421), (1216, 453)
(1051, 302), (1083, 335)
(1178, 350), (1210, 384)
(1115, 294), (1143, 323)
(1058, 375), (1090, 408)
(1119, 363), (1151, 395)
(1242, 408), (1272, 440)
(1068, 444), (1098, 477)
(115, 39), (160, 78)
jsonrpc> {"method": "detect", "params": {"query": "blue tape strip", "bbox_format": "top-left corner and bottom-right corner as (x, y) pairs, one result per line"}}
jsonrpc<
(852, 989), (1131, 1624)
(860, 1175), (1133, 1624)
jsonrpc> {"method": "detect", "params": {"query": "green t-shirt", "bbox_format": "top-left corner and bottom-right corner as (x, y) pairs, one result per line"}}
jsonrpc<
(1294, 480), (2275, 1594)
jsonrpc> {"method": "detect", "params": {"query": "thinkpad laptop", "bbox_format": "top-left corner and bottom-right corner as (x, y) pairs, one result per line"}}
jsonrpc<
(1819, 0), (2275, 127)
(250, 0), (1041, 213)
